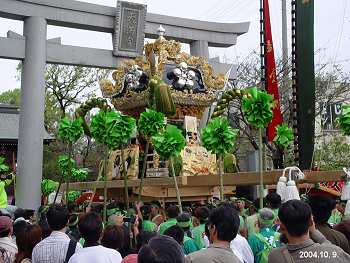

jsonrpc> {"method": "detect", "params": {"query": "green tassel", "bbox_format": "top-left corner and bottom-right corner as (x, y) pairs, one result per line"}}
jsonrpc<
(154, 83), (175, 117)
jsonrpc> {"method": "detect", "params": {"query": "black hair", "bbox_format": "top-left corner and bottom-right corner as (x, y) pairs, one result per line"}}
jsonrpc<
(164, 225), (184, 245)
(13, 220), (29, 238)
(101, 225), (125, 250)
(46, 204), (69, 231)
(136, 231), (158, 251)
(89, 203), (104, 215)
(151, 200), (161, 208)
(38, 212), (51, 239)
(141, 205), (152, 219)
(78, 212), (103, 243)
(14, 208), (25, 220)
(176, 213), (192, 237)
(265, 193), (282, 209)
(278, 200), (312, 237)
(0, 229), (11, 238)
(308, 195), (335, 224)
(208, 205), (239, 242)
(253, 198), (261, 210)
(195, 206), (210, 224)
(166, 205), (180, 219)
(138, 235), (184, 263)
(23, 209), (35, 220)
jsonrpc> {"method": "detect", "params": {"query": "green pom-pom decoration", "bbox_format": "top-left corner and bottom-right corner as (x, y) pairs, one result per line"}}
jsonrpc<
(71, 168), (88, 181)
(138, 108), (165, 138)
(337, 104), (350, 136)
(242, 87), (274, 128)
(0, 156), (9, 173)
(91, 110), (136, 150)
(41, 179), (58, 196)
(274, 124), (294, 149)
(58, 117), (84, 143)
(201, 117), (239, 155)
(152, 125), (186, 160)
(67, 190), (81, 203)
(58, 154), (75, 177)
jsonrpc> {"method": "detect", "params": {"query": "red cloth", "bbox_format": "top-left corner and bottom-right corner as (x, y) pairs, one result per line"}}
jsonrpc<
(264, 0), (283, 141)
(121, 254), (138, 263)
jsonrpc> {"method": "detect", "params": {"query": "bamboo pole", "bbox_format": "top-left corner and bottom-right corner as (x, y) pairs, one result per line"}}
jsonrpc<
(103, 150), (108, 223)
(218, 154), (224, 201)
(88, 160), (104, 208)
(121, 146), (129, 210)
(259, 128), (264, 209)
(138, 140), (150, 202)
(65, 143), (73, 206)
(53, 173), (64, 204)
(170, 157), (182, 213)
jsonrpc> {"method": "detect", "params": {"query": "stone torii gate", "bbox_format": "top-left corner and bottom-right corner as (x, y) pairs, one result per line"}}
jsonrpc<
(0, 0), (249, 209)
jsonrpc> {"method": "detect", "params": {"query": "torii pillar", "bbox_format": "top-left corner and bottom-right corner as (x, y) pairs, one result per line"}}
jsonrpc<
(16, 16), (47, 210)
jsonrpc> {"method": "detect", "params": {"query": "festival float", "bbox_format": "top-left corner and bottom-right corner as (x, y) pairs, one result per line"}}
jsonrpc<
(60, 26), (347, 212)
(58, 27), (252, 206)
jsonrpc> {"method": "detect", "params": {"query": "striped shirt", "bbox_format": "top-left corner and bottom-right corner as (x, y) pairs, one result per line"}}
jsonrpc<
(32, 231), (82, 263)
(0, 236), (18, 263)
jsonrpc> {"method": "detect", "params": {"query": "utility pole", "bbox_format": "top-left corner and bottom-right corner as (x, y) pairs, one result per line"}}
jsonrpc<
(282, 0), (288, 91)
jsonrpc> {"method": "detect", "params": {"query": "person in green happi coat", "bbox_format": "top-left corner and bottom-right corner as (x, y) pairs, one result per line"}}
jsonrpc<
(177, 212), (199, 255)
(140, 205), (157, 232)
(192, 206), (210, 249)
(159, 205), (179, 234)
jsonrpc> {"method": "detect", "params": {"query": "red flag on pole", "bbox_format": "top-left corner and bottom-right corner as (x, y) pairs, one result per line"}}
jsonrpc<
(263, 0), (283, 141)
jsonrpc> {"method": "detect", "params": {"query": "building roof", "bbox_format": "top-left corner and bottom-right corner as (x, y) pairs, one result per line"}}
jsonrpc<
(0, 103), (53, 141)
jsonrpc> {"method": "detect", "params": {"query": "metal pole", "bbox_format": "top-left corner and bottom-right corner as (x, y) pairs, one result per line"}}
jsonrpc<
(16, 16), (47, 209)
(260, 0), (265, 90)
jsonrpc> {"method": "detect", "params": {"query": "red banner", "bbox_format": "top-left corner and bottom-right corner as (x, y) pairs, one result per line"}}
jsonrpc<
(263, 0), (283, 141)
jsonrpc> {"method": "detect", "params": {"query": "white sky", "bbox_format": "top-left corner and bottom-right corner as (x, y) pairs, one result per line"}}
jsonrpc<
(0, 0), (349, 93)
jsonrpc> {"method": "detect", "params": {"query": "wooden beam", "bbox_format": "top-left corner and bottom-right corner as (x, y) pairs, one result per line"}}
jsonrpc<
(67, 170), (344, 191)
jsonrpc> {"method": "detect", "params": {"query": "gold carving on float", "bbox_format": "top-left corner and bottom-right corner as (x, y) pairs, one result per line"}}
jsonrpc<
(100, 32), (225, 113)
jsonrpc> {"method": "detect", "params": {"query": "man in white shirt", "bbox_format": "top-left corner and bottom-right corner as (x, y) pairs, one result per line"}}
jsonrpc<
(68, 212), (122, 263)
(230, 234), (254, 263)
(0, 215), (17, 262)
(32, 204), (82, 263)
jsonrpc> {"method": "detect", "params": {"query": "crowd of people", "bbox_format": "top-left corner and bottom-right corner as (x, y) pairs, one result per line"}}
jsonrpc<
(0, 192), (350, 262)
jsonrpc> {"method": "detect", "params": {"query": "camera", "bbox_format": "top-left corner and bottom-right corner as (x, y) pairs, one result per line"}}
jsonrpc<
(0, 173), (12, 180)
(123, 216), (136, 224)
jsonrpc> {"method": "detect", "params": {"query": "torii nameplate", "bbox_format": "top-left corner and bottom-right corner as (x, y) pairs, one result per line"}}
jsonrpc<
(113, 1), (147, 58)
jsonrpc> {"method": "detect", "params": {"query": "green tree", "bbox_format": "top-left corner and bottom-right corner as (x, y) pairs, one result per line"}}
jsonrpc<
(0, 88), (21, 106)
(314, 137), (350, 170)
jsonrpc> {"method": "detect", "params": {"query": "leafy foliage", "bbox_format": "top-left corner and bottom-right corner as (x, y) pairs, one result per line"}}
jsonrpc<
(201, 117), (239, 155)
(152, 125), (186, 160)
(138, 109), (165, 138)
(314, 137), (350, 170)
(41, 179), (58, 196)
(0, 88), (21, 106)
(169, 155), (183, 177)
(71, 168), (88, 181)
(242, 87), (274, 129)
(58, 154), (75, 178)
(58, 117), (84, 143)
(274, 124), (294, 149)
(223, 153), (237, 173)
(91, 110), (136, 150)
(337, 104), (350, 136)
(0, 157), (9, 173)
(67, 191), (81, 203)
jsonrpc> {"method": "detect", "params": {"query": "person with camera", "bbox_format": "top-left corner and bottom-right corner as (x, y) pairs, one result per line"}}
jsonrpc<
(0, 169), (16, 217)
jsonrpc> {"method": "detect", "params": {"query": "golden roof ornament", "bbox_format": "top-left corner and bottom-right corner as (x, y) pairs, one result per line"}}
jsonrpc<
(99, 26), (225, 118)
